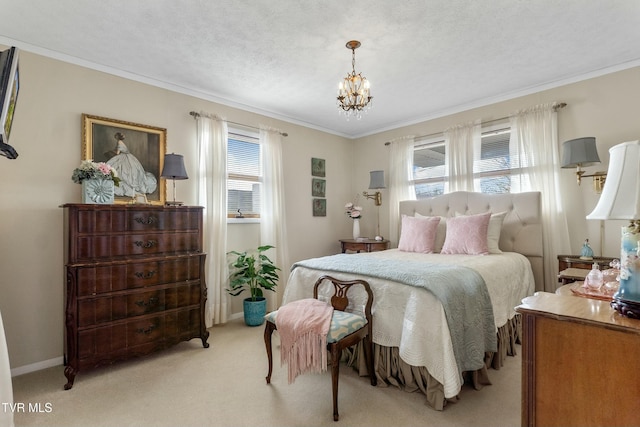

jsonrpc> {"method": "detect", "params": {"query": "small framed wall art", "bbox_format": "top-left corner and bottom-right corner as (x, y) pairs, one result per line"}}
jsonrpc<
(311, 157), (325, 177)
(312, 198), (326, 217)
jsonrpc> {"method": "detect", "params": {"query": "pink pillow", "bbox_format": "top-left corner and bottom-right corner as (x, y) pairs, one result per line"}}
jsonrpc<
(441, 212), (491, 255)
(398, 215), (441, 253)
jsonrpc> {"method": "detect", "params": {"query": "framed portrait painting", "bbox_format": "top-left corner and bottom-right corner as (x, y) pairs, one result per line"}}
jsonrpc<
(81, 114), (167, 205)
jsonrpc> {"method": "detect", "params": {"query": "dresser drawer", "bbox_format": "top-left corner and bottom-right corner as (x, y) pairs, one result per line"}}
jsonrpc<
(76, 307), (201, 363)
(74, 231), (201, 261)
(74, 207), (202, 233)
(77, 315), (165, 360)
(74, 254), (204, 296)
(77, 282), (202, 327)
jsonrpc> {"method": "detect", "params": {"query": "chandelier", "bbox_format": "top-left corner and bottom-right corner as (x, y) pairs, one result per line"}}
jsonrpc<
(337, 40), (372, 119)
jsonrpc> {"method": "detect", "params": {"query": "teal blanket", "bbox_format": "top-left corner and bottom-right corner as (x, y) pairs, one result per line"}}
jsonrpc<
(292, 254), (497, 372)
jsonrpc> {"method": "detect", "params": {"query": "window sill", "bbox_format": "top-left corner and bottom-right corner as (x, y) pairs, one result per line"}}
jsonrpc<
(227, 218), (260, 224)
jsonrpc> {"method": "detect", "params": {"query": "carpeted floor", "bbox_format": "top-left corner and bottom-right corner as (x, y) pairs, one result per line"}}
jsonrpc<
(11, 317), (521, 427)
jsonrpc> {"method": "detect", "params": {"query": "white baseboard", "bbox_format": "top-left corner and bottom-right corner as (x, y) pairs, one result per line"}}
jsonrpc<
(11, 356), (63, 377)
(229, 312), (244, 321)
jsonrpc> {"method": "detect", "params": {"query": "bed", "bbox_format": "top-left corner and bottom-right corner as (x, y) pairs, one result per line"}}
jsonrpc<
(281, 191), (542, 410)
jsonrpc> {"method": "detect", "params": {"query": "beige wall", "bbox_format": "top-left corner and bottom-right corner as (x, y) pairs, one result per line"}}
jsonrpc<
(352, 67), (640, 260)
(0, 50), (355, 372)
(2, 47), (639, 374)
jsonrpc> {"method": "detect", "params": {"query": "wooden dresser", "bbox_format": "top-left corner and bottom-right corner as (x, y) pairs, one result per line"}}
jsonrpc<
(516, 292), (640, 427)
(62, 204), (209, 390)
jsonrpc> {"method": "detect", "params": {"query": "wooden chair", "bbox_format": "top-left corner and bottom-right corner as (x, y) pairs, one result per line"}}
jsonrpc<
(264, 275), (376, 421)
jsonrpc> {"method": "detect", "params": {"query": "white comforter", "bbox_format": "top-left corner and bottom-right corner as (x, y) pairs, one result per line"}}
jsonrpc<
(282, 249), (535, 398)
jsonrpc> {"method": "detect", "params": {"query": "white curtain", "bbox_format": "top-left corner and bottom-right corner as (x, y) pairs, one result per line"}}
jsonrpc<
(196, 112), (229, 326)
(509, 102), (570, 292)
(388, 136), (416, 246)
(259, 127), (289, 312)
(444, 120), (481, 192)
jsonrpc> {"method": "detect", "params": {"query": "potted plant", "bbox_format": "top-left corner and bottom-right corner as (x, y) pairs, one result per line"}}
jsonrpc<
(227, 245), (280, 326)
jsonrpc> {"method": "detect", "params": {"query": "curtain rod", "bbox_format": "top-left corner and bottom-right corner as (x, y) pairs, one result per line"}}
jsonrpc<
(189, 111), (288, 137)
(384, 102), (567, 145)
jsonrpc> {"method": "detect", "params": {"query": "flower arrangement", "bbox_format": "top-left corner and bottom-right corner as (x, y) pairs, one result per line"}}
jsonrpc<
(71, 160), (121, 187)
(344, 202), (363, 219)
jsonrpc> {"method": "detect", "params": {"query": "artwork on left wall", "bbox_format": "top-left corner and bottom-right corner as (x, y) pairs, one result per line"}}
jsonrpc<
(311, 157), (326, 216)
(81, 114), (167, 205)
(312, 178), (326, 197)
(312, 198), (326, 217)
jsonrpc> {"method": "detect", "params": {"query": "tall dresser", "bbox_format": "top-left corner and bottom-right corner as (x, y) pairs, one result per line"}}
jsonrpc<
(62, 204), (209, 390)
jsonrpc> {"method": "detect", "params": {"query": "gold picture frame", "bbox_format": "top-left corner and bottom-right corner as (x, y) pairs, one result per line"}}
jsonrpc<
(81, 114), (167, 205)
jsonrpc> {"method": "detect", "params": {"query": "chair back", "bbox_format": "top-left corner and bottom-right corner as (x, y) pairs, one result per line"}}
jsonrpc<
(312, 275), (373, 325)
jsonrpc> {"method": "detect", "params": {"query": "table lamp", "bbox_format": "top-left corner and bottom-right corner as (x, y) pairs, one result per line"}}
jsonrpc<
(586, 140), (640, 317)
(161, 153), (188, 206)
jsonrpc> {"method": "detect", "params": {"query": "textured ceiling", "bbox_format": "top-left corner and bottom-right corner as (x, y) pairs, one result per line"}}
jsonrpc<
(1, 1), (640, 138)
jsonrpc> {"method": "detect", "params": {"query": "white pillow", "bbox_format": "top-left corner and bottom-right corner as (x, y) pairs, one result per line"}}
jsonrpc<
(455, 211), (507, 254)
(415, 213), (447, 252)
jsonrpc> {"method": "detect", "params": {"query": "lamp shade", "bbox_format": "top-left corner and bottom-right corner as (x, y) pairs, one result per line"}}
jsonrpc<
(368, 170), (385, 189)
(161, 153), (188, 180)
(561, 137), (601, 168)
(586, 140), (640, 220)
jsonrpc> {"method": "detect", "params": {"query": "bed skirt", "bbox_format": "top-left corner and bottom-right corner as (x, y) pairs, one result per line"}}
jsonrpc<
(348, 314), (522, 411)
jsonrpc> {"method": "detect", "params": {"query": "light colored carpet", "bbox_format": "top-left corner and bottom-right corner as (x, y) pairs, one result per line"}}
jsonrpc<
(11, 318), (521, 427)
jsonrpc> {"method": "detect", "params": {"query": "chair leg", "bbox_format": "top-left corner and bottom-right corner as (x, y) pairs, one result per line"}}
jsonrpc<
(364, 336), (377, 386)
(330, 345), (342, 422)
(264, 321), (276, 384)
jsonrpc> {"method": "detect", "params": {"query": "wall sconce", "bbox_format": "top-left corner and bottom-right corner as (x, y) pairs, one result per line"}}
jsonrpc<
(363, 170), (385, 240)
(363, 170), (385, 206)
(561, 137), (607, 193)
(161, 153), (188, 206)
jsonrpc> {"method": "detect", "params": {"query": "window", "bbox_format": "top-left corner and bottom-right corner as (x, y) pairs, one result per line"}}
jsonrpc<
(412, 125), (517, 197)
(227, 129), (261, 218)
(413, 138), (446, 199)
(474, 127), (512, 194)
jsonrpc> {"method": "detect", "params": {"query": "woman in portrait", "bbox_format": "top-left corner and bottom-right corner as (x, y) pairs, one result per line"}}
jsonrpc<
(106, 132), (157, 198)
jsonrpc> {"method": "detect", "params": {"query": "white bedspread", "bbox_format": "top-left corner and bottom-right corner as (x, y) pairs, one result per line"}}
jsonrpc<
(282, 249), (535, 398)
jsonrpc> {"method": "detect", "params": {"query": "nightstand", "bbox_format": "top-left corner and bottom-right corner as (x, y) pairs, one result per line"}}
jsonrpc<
(340, 239), (389, 253)
(557, 254), (615, 285)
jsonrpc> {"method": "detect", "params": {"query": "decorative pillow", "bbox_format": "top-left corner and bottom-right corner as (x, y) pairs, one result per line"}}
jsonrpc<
(398, 215), (441, 253)
(415, 213), (447, 252)
(441, 212), (491, 255)
(487, 211), (507, 254)
(455, 211), (507, 254)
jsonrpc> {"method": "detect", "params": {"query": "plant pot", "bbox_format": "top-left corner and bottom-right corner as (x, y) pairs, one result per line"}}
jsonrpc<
(82, 179), (115, 204)
(243, 297), (267, 326)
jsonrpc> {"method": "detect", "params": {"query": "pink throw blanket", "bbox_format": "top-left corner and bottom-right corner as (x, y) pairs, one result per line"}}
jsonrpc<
(276, 298), (334, 384)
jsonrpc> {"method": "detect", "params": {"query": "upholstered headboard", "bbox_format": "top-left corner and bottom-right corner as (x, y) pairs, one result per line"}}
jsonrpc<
(399, 191), (544, 292)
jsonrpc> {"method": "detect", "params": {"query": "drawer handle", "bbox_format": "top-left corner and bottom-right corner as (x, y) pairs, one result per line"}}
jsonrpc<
(136, 324), (157, 335)
(134, 240), (157, 248)
(134, 270), (157, 279)
(135, 297), (159, 307)
(134, 215), (157, 225)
